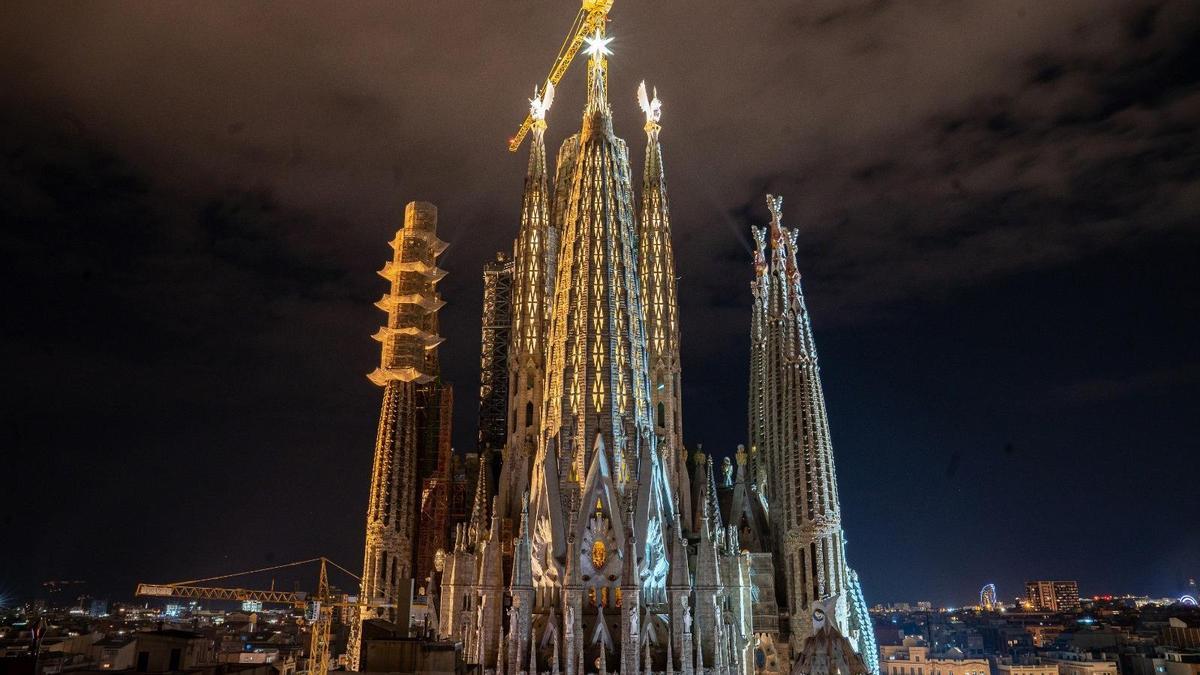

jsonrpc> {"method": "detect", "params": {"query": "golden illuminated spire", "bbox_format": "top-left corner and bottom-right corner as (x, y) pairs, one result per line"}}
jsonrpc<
(637, 80), (687, 528)
(496, 81), (554, 525)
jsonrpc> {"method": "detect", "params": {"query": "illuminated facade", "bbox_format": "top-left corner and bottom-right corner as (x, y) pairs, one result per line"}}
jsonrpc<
(1025, 581), (1080, 612)
(428, 18), (880, 671)
(882, 640), (990, 675)
(348, 202), (449, 670)
(439, 31), (759, 674)
(790, 599), (873, 675)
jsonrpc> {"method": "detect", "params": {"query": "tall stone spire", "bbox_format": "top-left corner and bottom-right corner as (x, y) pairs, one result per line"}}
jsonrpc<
(460, 36), (817, 665)
(534, 27), (670, 558)
(498, 83), (555, 526)
(636, 81), (689, 530)
(749, 194), (877, 664)
(476, 498), (505, 669)
(350, 202), (447, 670)
(467, 446), (492, 547)
(693, 456), (723, 667)
(509, 497), (535, 674)
(522, 30), (678, 671)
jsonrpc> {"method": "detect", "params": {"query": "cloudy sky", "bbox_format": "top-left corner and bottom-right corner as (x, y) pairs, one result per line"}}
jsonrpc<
(2, 0), (1198, 606)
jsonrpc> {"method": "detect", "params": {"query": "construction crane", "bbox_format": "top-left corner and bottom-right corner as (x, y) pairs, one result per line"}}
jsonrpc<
(136, 557), (361, 675)
(507, 0), (615, 152)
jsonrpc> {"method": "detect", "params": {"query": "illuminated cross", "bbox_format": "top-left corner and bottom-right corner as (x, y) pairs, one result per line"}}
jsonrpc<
(583, 29), (613, 59)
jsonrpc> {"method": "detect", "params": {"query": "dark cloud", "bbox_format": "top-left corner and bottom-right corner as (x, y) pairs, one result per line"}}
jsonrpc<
(1, 0), (1197, 605)
(1049, 364), (1200, 405)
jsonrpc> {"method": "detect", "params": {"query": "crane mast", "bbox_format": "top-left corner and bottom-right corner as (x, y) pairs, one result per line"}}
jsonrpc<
(506, 0), (614, 152)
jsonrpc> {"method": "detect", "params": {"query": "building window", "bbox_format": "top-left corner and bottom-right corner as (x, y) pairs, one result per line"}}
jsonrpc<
(657, 402), (665, 428)
(525, 401), (534, 428)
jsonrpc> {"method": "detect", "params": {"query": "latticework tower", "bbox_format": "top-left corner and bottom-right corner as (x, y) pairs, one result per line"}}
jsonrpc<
(478, 252), (513, 456)
(349, 201), (447, 669)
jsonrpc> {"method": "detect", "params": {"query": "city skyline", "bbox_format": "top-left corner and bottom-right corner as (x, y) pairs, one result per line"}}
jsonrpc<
(2, 0), (1199, 614)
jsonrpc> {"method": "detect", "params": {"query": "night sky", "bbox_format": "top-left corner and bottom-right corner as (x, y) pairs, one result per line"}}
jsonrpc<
(2, 1), (1198, 608)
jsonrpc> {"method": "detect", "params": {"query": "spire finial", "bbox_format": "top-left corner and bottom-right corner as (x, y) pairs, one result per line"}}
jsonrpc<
(529, 82), (555, 123)
(467, 453), (491, 545)
(583, 27), (614, 59)
(767, 193), (785, 240)
(583, 28), (613, 114)
(637, 81), (662, 130)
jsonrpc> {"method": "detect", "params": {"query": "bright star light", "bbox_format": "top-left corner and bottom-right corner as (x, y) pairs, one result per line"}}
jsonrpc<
(583, 30), (613, 58)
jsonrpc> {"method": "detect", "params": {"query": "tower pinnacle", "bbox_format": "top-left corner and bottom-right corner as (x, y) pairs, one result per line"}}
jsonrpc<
(583, 28), (612, 115)
(498, 82), (555, 527)
(350, 202), (448, 670)
(530, 82), (555, 123)
(637, 80), (662, 131)
(750, 194), (878, 666)
(637, 80), (687, 529)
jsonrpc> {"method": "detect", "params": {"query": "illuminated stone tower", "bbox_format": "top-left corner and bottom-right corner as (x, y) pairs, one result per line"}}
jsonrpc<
(532, 30), (689, 675)
(440, 28), (752, 675)
(748, 195), (876, 669)
(495, 84), (554, 531)
(349, 201), (447, 669)
(530, 28), (677, 619)
(637, 81), (690, 528)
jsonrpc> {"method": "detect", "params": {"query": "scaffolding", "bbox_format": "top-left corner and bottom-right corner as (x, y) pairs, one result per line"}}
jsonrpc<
(477, 252), (514, 454)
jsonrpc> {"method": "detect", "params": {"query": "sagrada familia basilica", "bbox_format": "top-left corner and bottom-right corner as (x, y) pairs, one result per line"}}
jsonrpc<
(348, 7), (879, 675)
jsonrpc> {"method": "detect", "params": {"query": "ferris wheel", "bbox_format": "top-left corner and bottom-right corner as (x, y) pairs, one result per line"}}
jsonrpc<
(980, 583), (999, 610)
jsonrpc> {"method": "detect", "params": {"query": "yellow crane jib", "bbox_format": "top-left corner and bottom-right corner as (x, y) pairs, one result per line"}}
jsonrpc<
(507, 0), (614, 152)
(134, 583), (307, 604)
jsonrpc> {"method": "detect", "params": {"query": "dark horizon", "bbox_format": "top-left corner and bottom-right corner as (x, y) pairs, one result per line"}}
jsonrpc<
(2, 1), (1198, 609)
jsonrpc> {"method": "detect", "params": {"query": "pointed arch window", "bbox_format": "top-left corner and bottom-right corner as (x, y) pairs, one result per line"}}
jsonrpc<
(525, 401), (534, 428)
(656, 401), (665, 428)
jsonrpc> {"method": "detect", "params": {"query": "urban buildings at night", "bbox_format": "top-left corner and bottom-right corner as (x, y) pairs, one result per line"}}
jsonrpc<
(1027, 584), (1083, 614)
(6, 588), (1200, 675)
